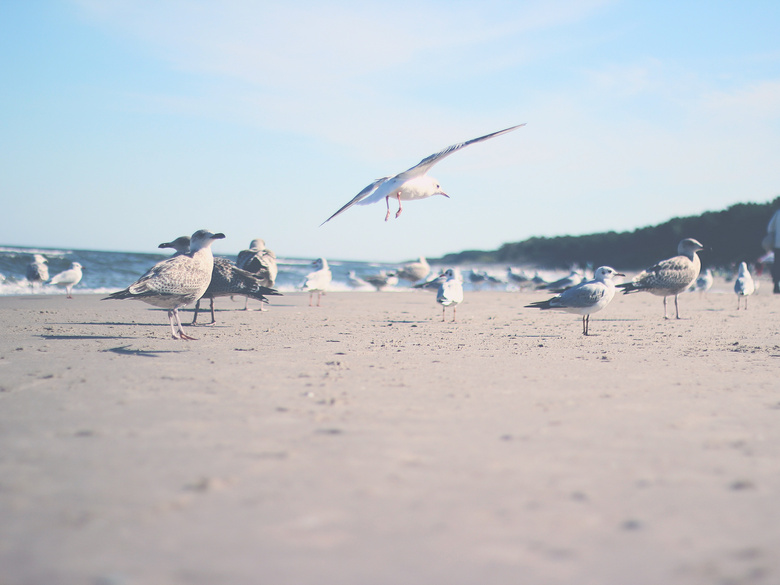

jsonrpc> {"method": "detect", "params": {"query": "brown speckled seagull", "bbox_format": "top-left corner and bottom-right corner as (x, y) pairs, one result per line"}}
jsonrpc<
(617, 238), (704, 319)
(103, 229), (224, 339)
(157, 236), (281, 324)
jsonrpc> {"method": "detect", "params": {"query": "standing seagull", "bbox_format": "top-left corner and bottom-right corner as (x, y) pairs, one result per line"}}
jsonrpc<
(617, 238), (704, 319)
(691, 268), (714, 294)
(437, 269), (464, 322)
(303, 258), (332, 307)
(103, 229), (224, 340)
(734, 262), (755, 310)
(396, 257), (430, 283)
(158, 236), (281, 325)
(49, 262), (83, 298)
(526, 266), (624, 336)
(236, 239), (278, 311)
(322, 124), (525, 224)
(26, 254), (49, 288)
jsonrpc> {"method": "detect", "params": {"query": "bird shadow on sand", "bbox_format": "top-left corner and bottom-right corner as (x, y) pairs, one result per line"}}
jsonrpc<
(40, 334), (136, 341)
(102, 345), (183, 358)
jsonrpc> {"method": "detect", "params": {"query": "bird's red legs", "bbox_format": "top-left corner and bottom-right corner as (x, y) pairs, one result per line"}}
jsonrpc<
(384, 192), (403, 221)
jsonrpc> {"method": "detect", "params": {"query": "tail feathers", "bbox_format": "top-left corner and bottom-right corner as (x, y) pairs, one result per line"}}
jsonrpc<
(616, 282), (640, 294)
(525, 299), (553, 310)
(102, 288), (133, 301)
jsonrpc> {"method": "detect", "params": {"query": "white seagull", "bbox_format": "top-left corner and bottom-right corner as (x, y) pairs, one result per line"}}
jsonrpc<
(322, 124), (525, 224)
(395, 256), (430, 282)
(734, 262), (755, 310)
(436, 268), (464, 322)
(691, 268), (714, 294)
(50, 262), (83, 298)
(303, 258), (332, 307)
(526, 266), (624, 336)
(103, 229), (225, 340)
(617, 238), (704, 320)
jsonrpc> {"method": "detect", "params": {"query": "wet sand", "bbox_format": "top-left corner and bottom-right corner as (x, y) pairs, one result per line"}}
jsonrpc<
(1, 282), (780, 585)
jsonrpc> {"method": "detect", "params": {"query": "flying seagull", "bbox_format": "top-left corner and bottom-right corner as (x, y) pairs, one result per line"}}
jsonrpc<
(526, 266), (624, 336)
(322, 124), (525, 224)
(617, 238), (704, 319)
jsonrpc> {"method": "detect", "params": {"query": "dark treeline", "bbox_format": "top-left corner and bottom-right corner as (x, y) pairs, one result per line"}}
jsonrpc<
(435, 197), (780, 270)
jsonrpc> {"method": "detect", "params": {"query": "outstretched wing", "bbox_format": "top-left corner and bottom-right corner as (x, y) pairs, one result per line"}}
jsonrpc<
(395, 123), (525, 180)
(321, 176), (390, 225)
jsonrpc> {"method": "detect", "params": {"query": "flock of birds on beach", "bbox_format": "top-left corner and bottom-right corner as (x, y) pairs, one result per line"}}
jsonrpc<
(20, 123), (763, 337)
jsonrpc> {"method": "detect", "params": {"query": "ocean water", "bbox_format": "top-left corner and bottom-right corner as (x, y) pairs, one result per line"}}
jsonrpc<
(0, 245), (442, 296)
(0, 245), (574, 297)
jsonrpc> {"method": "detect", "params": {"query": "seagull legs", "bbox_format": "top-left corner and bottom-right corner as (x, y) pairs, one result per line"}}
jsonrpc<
(582, 314), (590, 335)
(169, 309), (196, 340)
(674, 294), (681, 319)
(384, 192), (403, 221)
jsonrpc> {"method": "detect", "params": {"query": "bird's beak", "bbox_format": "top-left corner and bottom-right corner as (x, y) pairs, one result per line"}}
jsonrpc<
(158, 242), (171, 249)
(439, 192), (450, 198)
(212, 233), (226, 240)
(616, 272), (626, 277)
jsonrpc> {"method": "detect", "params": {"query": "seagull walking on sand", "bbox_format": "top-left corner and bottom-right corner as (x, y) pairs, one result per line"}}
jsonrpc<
(26, 254), (49, 288)
(437, 269), (464, 322)
(103, 229), (225, 340)
(303, 258), (332, 307)
(617, 238), (704, 320)
(734, 262), (755, 310)
(50, 262), (83, 298)
(321, 124), (525, 224)
(158, 236), (281, 325)
(526, 266), (624, 336)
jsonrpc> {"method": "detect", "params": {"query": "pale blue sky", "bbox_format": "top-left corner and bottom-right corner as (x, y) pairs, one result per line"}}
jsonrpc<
(2, 1), (779, 261)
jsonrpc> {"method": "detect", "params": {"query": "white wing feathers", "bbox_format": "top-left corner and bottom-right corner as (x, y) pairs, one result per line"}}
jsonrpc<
(396, 123), (526, 180)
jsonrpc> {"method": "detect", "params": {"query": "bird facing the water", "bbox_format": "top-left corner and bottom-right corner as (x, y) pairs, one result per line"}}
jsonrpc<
(302, 258), (332, 307)
(103, 229), (225, 339)
(617, 238), (704, 320)
(322, 124), (525, 224)
(734, 262), (755, 310)
(526, 266), (624, 336)
(236, 239), (278, 311)
(26, 254), (49, 288)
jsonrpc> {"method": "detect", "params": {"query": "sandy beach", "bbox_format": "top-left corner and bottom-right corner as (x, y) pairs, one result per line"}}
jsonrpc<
(2, 282), (780, 585)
